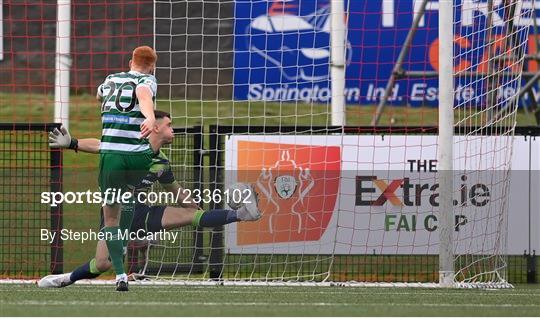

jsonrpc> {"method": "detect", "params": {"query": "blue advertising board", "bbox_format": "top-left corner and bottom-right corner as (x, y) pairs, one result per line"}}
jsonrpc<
(233, 0), (539, 107)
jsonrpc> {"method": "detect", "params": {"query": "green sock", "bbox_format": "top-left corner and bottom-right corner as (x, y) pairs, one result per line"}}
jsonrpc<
(191, 209), (238, 227)
(103, 226), (125, 275)
(192, 210), (204, 227)
(120, 200), (135, 249)
(89, 258), (102, 275)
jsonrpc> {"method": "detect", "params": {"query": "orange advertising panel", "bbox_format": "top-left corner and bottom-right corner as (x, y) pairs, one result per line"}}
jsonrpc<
(236, 140), (341, 245)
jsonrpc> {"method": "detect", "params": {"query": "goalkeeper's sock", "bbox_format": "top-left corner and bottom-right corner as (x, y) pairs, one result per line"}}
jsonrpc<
(69, 258), (102, 282)
(192, 209), (238, 227)
(103, 226), (125, 275)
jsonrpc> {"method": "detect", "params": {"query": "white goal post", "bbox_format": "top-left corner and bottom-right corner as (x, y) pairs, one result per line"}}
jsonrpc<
(54, 0), (71, 130)
(438, 0), (456, 288)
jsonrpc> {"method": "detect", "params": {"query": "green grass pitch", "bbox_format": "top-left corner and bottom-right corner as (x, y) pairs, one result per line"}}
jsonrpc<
(1, 284), (540, 316)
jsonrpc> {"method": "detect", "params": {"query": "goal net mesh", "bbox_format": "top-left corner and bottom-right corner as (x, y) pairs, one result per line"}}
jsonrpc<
(147, 0), (534, 287)
(0, 0), (535, 287)
(451, 0), (533, 287)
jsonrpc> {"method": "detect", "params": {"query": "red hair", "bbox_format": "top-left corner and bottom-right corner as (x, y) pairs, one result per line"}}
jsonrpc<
(132, 46), (157, 69)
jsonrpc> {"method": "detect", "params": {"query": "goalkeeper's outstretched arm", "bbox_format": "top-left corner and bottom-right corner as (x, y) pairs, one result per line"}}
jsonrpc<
(48, 126), (100, 153)
(76, 138), (100, 153)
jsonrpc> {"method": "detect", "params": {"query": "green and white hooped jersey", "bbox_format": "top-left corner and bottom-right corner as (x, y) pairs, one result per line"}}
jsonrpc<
(98, 70), (157, 154)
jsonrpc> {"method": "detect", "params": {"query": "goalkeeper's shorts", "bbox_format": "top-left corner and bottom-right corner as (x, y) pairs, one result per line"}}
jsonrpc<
(99, 204), (166, 233)
(98, 151), (153, 204)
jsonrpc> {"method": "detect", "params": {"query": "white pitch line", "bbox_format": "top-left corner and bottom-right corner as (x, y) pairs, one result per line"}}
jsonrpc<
(0, 288), (538, 297)
(2, 300), (539, 308)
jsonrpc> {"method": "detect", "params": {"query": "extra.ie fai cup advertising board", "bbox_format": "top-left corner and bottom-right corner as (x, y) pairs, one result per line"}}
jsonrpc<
(224, 135), (539, 255)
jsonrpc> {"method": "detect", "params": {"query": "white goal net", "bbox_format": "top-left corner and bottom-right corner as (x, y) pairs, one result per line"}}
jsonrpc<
(139, 0), (535, 288)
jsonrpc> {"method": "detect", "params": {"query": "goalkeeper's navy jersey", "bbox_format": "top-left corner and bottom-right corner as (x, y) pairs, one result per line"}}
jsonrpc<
(132, 149), (176, 192)
(97, 70), (157, 154)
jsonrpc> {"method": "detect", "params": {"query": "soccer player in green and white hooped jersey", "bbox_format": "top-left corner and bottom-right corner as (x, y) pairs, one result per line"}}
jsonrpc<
(38, 110), (261, 289)
(97, 46), (160, 291)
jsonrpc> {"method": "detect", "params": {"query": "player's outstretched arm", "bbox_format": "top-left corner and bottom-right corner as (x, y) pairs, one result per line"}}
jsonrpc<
(48, 126), (100, 153)
(137, 86), (156, 138)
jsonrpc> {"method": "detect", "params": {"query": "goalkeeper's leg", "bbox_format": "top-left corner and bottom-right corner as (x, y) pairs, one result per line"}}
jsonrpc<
(167, 183), (261, 228)
(37, 241), (112, 288)
(130, 203), (260, 234)
(143, 187), (261, 231)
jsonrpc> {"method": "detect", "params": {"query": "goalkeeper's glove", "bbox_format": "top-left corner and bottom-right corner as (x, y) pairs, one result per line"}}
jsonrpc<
(49, 126), (78, 151)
